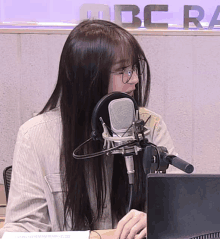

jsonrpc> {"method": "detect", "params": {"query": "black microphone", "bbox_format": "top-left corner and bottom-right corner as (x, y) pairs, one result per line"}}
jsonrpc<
(73, 92), (142, 160)
(108, 97), (136, 184)
(166, 155), (194, 174)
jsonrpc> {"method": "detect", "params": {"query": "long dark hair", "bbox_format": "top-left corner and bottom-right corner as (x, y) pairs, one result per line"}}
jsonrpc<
(40, 19), (151, 230)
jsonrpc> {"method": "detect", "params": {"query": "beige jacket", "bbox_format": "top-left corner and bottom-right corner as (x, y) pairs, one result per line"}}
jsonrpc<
(0, 107), (177, 237)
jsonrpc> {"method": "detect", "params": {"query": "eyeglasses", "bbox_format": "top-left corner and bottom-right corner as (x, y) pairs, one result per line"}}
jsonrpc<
(111, 58), (145, 84)
(111, 65), (138, 84)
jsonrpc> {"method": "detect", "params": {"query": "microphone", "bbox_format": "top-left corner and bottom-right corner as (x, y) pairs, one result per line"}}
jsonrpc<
(73, 92), (143, 160)
(108, 98), (136, 184)
(73, 91), (194, 176)
(166, 155), (194, 174)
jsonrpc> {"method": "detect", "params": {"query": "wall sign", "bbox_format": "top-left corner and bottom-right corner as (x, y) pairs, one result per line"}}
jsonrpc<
(80, 4), (220, 30)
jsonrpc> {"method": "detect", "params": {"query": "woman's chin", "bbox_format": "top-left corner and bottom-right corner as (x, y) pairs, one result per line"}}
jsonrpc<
(126, 91), (134, 97)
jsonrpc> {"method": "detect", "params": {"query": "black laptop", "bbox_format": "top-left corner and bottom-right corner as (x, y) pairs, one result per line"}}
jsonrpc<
(147, 174), (220, 239)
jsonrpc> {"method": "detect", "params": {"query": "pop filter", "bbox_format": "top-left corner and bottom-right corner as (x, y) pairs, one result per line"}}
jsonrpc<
(91, 92), (139, 141)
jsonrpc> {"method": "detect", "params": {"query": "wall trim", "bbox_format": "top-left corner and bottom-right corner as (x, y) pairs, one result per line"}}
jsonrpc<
(1, 28), (220, 36)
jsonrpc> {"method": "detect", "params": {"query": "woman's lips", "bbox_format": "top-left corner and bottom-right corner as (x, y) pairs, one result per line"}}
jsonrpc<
(126, 90), (134, 96)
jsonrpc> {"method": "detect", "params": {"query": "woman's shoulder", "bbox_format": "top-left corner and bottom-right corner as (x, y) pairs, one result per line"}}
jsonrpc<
(19, 107), (61, 136)
(139, 107), (163, 123)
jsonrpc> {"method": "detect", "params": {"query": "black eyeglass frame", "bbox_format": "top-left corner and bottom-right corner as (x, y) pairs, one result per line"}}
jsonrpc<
(111, 59), (145, 84)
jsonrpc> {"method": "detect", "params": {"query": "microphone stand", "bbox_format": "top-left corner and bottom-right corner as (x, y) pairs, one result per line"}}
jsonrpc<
(141, 142), (194, 175)
(110, 119), (195, 213)
(131, 118), (194, 174)
(139, 138), (194, 221)
(126, 121), (194, 212)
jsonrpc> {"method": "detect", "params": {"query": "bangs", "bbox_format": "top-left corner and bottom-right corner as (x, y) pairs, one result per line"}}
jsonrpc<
(113, 35), (146, 75)
(113, 41), (137, 68)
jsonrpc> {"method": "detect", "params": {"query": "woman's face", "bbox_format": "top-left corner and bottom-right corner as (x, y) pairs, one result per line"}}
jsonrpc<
(108, 59), (139, 97)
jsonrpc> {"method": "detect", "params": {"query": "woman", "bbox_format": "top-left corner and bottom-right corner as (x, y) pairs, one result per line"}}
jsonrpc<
(0, 19), (176, 239)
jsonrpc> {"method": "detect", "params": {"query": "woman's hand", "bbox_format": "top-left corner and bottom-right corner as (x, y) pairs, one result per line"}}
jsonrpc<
(114, 209), (147, 239)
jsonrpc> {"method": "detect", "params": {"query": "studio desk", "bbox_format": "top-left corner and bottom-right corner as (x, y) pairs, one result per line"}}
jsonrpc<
(0, 217), (116, 239)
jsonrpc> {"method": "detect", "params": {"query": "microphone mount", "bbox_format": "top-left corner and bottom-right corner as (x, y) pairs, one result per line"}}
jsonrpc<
(99, 111), (194, 174)
(73, 92), (194, 174)
(142, 144), (194, 174)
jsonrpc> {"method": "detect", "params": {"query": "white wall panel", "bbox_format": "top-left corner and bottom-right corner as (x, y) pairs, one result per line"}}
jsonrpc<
(137, 36), (167, 117)
(1, 31), (220, 183)
(137, 35), (195, 173)
(162, 36), (194, 168)
(0, 34), (20, 171)
(193, 36), (220, 173)
(19, 34), (67, 123)
(20, 34), (50, 122)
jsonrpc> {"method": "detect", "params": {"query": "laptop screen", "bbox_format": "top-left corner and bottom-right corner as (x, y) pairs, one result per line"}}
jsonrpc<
(147, 174), (220, 239)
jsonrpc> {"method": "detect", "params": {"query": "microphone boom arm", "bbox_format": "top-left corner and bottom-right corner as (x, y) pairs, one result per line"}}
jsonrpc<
(100, 117), (143, 156)
(99, 116), (194, 174)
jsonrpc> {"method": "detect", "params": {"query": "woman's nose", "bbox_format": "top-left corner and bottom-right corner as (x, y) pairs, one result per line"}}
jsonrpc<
(128, 71), (139, 85)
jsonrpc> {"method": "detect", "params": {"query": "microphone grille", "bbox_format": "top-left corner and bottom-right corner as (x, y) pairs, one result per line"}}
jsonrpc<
(108, 98), (135, 133)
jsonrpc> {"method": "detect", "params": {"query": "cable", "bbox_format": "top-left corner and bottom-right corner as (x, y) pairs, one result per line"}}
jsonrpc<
(122, 122), (134, 137)
(73, 137), (138, 159)
(127, 184), (134, 214)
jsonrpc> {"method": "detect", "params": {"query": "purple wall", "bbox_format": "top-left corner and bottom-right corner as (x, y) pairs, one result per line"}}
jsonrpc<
(1, 0), (220, 29)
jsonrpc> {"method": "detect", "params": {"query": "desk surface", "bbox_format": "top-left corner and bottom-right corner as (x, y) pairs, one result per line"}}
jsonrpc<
(0, 217), (115, 239)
